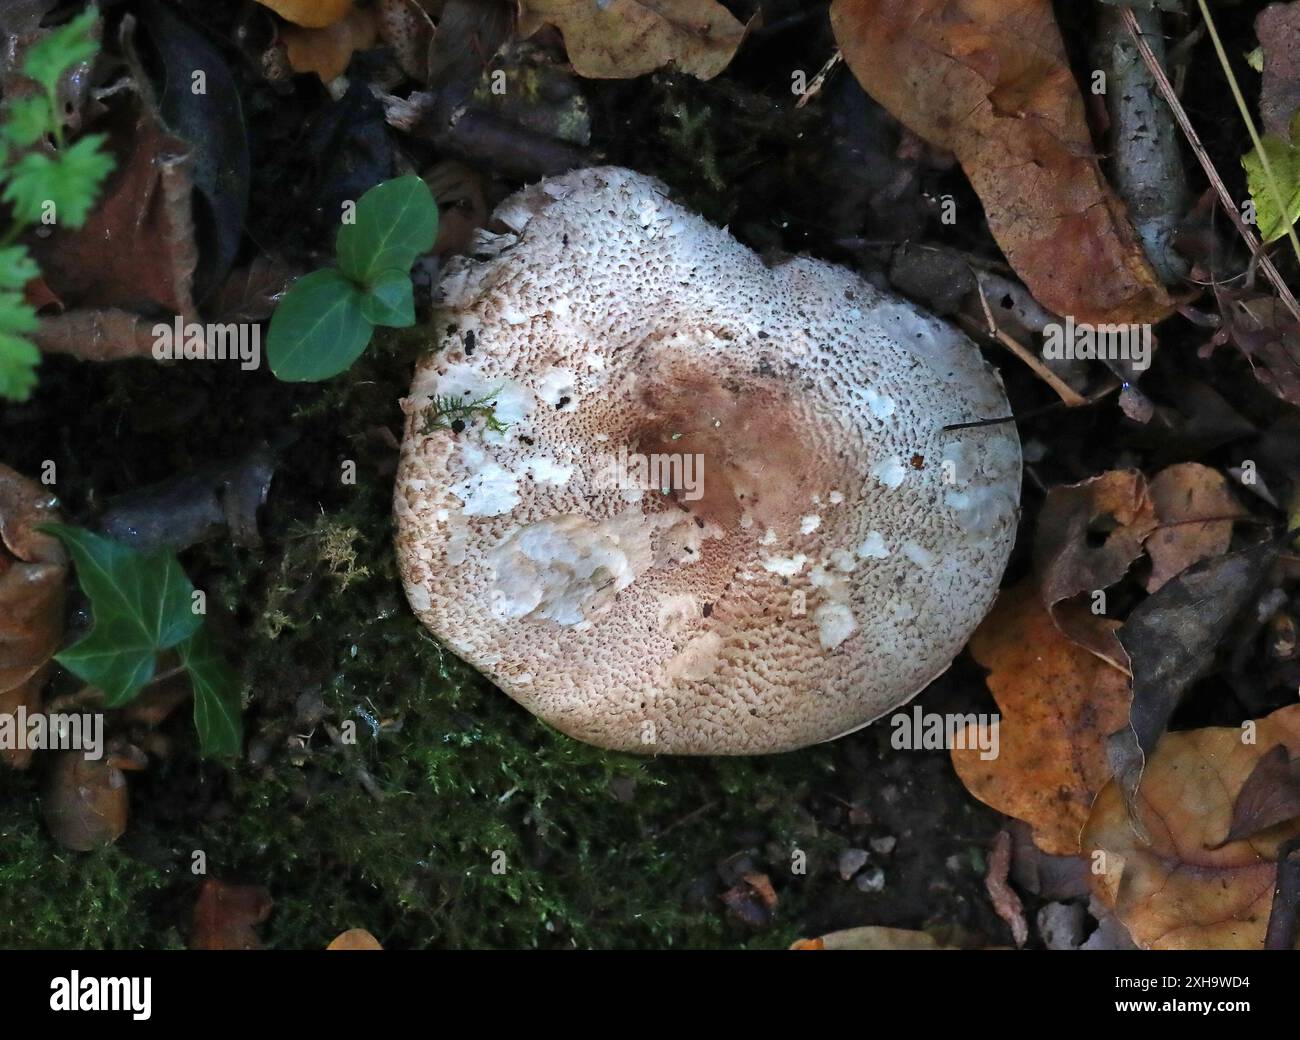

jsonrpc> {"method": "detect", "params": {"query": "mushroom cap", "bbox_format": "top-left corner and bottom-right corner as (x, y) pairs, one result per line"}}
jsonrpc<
(395, 167), (1021, 755)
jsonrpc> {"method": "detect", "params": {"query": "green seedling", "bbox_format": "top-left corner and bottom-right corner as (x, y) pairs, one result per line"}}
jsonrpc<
(267, 175), (439, 382)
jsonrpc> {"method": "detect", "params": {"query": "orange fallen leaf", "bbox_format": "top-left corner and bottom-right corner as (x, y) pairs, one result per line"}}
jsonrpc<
(0, 464), (66, 770)
(830, 0), (1174, 326)
(327, 928), (384, 950)
(42, 746), (146, 852)
(281, 6), (379, 83)
(1144, 463), (1245, 592)
(791, 927), (953, 950)
(1083, 704), (1300, 950)
(257, 0), (356, 29)
(190, 879), (273, 950)
(518, 0), (748, 80)
(953, 580), (1131, 855)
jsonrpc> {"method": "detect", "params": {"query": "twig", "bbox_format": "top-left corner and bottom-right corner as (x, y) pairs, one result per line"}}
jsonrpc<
(795, 50), (841, 110)
(1121, 7), (1300, 323)
(967, 276), (1087, 407)
(1196, 0), (1300, 270)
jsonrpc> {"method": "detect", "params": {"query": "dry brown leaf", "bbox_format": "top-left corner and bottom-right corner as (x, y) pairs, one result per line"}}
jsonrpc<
(791, 927), (953, 950)
(0, 464), (65, 770)
(954, 580), (1131, 855)
(281, 6), (379, 82)
(1083, 703), (1300, 950)
(424, 159), (488, 256)
(42, 746), (146, 852)
(1034, 469), (1155, 667)
(257, 0), (356, 29)
(30, 107), (198, 331)
(1217, 744), (1300, 847)
(1144, 463), (1245, 592)
(376, 0), (436, 83)
(190, 879), (273, 950)
(327, 928), (384, 950)
(830, 0), (1174, 325)
(518, 0), (748, 80)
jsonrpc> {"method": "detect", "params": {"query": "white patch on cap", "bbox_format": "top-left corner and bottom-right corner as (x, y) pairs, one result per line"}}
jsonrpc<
(813, 602), (857, 650)
(871, 456), (907, 489)
(856, 531), (890, 559)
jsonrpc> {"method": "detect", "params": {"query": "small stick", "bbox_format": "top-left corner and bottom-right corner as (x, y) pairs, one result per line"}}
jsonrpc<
(795, 50), (841, 110)
(1121, 8), (1300, 323)
(966, 276), (1088, 407)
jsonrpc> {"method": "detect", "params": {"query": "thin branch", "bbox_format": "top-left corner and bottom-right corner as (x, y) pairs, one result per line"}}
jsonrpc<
(1121, 7), (1300, 322)
(1196, 0), (1300, 269)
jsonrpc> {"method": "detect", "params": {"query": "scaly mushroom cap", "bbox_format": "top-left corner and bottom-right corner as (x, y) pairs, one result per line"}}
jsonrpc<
(395, 167), (1021, 755)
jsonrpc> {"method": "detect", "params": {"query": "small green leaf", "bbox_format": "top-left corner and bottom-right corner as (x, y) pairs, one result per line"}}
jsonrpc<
(336, 175), (439, 285)
(179, 626), (244, 758)
(1243, 119), (1300, 244)
(360, 268), (415, 327)
(22, 8), (99, 96)
(40, 524), (201, 706)
(4, 95), (51, 148)
(267, 268), (374, 381)
(2, 134), (114, 229)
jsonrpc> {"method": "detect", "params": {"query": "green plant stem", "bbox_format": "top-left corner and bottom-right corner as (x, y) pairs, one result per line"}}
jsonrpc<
(1198, 0), (1300, 266)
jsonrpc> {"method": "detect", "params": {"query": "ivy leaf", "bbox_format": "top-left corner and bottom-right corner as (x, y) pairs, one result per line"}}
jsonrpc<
(266, 268), (373, 381)
(360, 268), (415, 327)
(335, 175), (439, 285)
(39, 524), (201, 706)
(178, 626), (243, 758)
(3, 134), (114, 229)
(22, 8), (100, 96)
(1243, 113), (1300, 244)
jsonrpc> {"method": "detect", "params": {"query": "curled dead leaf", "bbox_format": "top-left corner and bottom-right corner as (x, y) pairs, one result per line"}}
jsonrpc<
(376, 0), (436, 83)
(1084, 704), (1300, 949)
(424, 159), (488, 256)
(31, 105), (197, 322)
(42, 745), (145, 852)
(954, 580), (1131, 855)
(1144, 463), (1246, 593)
(0, 464), (66, 770)
(1034, 469), (1155, 667)
(190, 878), (273, 950)
(518, 0), (748, 80)
(830, 0), (1174, 325)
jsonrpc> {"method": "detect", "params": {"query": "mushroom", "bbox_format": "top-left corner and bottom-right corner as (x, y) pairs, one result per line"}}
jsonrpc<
(395, 167), (1021, 755)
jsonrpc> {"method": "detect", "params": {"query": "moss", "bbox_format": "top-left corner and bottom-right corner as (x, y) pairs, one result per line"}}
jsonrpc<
(0, 794), (171, 949)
